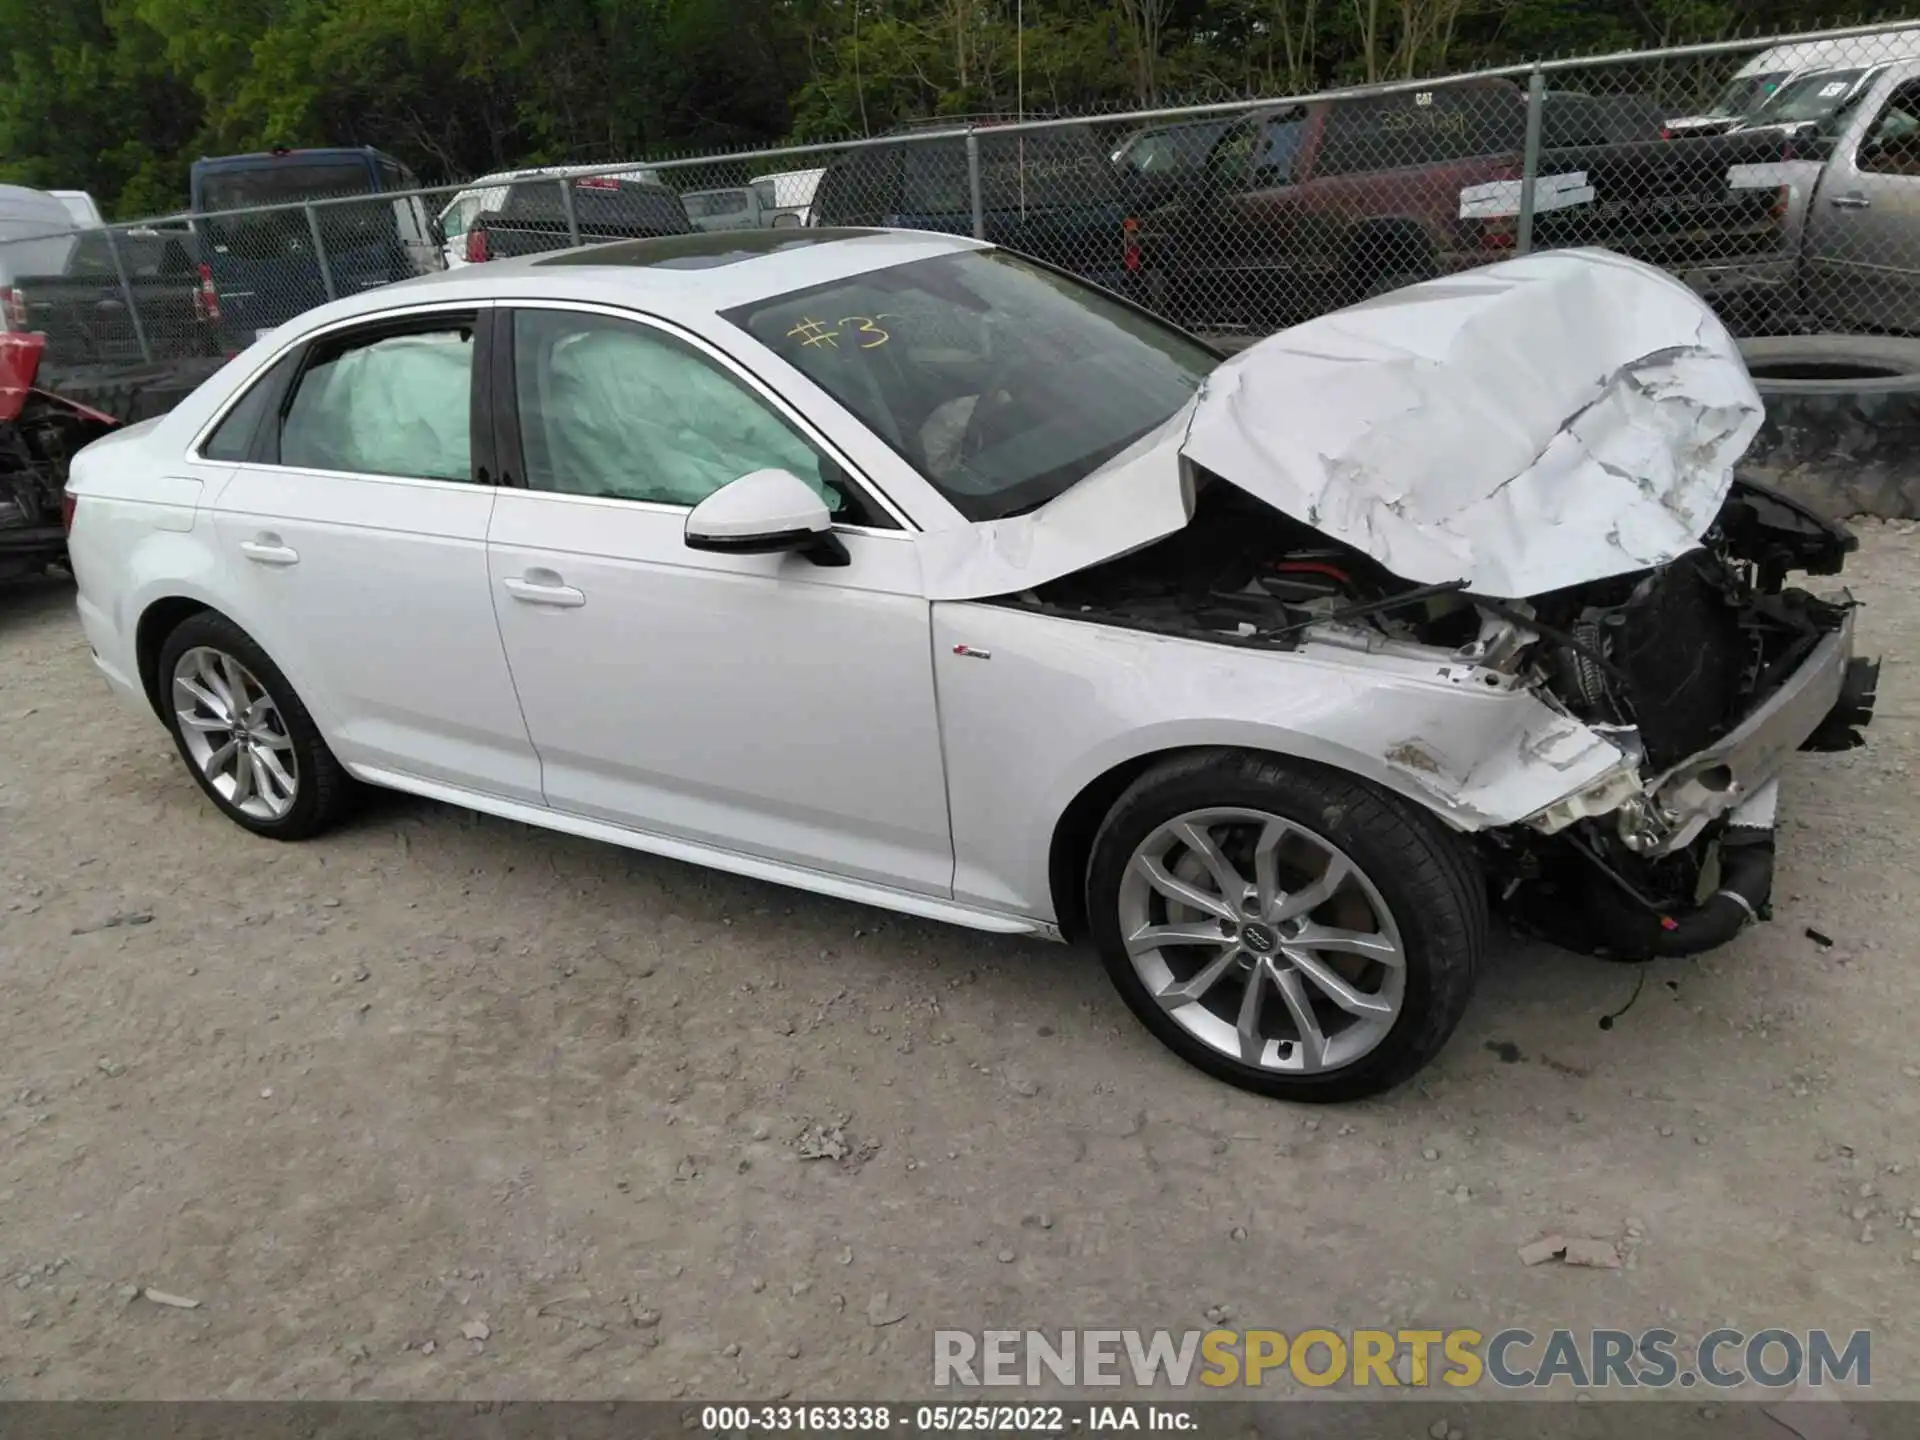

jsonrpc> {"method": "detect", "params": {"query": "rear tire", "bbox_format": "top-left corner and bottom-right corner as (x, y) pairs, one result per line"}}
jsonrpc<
(156, 612), (354, 841)
(1085, 750), (1484, 1103)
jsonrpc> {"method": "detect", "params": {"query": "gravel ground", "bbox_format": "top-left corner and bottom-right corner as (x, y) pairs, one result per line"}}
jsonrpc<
(0, 524), (1917, 1405)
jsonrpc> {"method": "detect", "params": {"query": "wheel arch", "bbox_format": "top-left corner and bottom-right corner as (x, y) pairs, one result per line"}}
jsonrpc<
(1044, 739), (1471, 944)
(135, 595), (218, 720)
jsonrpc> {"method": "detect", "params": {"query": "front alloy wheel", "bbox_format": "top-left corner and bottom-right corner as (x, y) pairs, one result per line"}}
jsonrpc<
(1086, 752), (1484, 1102)
(1117, 807), (1406, 1076)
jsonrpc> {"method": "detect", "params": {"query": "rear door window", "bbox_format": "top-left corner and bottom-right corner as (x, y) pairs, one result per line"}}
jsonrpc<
(276, 318), (477, 480)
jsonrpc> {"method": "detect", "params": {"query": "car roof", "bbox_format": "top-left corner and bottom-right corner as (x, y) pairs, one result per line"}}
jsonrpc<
(281, 227), (990, 327)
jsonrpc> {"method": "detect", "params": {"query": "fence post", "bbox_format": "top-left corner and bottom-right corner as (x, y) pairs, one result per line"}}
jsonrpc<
(965, 128), (986, 240)
(303, 203), (338, 302)
(559, 177), (583, 249)
(99, 223), (152, 366)
(1515, 66), (1546, 256)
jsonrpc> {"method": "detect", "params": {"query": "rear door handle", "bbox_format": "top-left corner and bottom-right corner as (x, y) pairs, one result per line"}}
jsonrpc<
(503, 574), (586, 608)
(1830, 193), (1872, 209)
(239, 536), (299, 566)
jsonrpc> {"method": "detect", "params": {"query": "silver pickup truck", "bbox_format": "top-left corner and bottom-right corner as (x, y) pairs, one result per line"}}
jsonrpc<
(1747, 58), (1920, 329)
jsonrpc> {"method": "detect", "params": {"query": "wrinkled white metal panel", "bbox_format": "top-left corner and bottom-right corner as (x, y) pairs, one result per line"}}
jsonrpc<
(1178, 247), (1764, 598)
(916, 404), (1198, 601)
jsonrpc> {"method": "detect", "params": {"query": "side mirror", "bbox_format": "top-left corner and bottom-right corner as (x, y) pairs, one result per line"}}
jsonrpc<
(684, 468), (849, 566)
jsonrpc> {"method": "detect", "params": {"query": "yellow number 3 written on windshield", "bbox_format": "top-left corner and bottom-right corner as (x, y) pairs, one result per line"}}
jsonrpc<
(782, 315), (894, 350)
(839, 315), (893, 349)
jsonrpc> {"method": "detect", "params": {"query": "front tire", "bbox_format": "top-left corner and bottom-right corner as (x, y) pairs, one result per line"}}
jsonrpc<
(157, 612), (353, 841)
(1085, 751), (1484, 1103)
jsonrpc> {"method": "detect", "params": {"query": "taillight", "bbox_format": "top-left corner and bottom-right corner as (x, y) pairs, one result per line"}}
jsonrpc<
(1478, 215), (1518, 249)
(1122, 216), (1142, 273)
(193, 264), (223, 324)
(465, 228), (490, 263)
(1660, 127), (1674, 140)
(60, 490), (77, 535)
(1771, 184), (1792, 222)
(1, 287), (26, 331)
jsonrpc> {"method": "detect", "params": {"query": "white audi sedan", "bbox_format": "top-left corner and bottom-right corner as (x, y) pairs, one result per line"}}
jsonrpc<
(64, 230), (1875, 1101)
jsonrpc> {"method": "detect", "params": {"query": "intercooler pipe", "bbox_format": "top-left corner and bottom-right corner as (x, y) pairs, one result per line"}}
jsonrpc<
(1569, 783), (1779, 960)
(1641, 828), (1776, 959)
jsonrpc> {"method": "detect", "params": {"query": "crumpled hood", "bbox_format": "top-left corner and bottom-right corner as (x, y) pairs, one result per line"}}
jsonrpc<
(919, 248), (1765, 603)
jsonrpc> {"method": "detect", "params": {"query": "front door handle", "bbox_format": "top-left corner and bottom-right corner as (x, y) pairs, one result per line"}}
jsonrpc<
(503, 574), (586, 608)
(1830, 193), (1872, 209)
(239, 536), (299, 566)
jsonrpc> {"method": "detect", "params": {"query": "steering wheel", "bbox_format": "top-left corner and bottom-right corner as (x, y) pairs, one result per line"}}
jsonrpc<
(957, 353), (1043, 468)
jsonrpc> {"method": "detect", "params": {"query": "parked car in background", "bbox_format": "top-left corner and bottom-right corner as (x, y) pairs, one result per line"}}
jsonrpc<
(11, 224), (227, 368)
(438, 163), (665, 268)
(465, 173), (691, 261)
(0, 331), (117, 580)
(50, 191), (104, 229)
(1109, 115), (1239, 212)
(1664, 27), (1920, 139)
(1126, 79), (1802, 330)
(809, 123), (1129, 284)
(754, 167), (824, 226)
(682, 186), (769, 232)
(1731, 57), (1920, 331)
(0, 185), (84, 311)
(63, 233), (1875, 1101)
(189, 147), (440, 338)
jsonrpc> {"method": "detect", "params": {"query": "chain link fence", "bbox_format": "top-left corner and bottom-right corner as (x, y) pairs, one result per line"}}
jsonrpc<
(3, 19), (1919, 380)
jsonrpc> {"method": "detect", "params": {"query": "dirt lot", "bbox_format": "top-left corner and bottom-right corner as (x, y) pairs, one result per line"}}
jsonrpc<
(1, 525), (1918, 1406)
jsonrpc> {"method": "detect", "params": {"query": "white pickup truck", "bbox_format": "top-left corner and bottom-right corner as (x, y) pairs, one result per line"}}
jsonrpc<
(1745, 58), (1920, 330)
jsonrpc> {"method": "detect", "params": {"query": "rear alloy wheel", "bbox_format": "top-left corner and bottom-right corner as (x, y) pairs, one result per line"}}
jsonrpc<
(157, 612), (352, 840)
(172, 644), (301, 821)
(1086, 752), (1483, 1102)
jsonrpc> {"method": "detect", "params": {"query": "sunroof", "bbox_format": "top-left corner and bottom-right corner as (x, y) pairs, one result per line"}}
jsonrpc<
(536, 229), (883, 270)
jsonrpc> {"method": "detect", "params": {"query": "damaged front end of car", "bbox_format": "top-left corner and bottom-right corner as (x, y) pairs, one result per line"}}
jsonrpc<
(1478, 479), (1876, 959)
(994, 472), (1876, 960)
(944, 247), (1880, 962)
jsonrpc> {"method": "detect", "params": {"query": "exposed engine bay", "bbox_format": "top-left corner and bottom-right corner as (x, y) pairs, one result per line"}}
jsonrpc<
(996, 472), (1879, 961)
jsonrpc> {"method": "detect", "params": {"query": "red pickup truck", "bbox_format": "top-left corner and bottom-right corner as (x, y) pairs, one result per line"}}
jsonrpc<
(1125, 78), (1800, 328)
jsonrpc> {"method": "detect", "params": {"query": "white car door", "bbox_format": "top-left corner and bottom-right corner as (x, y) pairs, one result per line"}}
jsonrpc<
(484, 302), (954, 895)
(205, 306), (544, 803)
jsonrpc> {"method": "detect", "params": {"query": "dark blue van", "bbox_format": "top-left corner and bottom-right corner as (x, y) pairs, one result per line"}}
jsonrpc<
(189, 147), (441, 337)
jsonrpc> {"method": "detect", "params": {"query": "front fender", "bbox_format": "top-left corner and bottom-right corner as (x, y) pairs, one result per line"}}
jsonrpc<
(932, 601), (1630, 919)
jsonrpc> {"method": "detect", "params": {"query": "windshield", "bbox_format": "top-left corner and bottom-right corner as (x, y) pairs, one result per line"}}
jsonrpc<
(725, 250), (1218, 521)
(1709, 71), (1792, 119)
(1750, 68), (1875, 128)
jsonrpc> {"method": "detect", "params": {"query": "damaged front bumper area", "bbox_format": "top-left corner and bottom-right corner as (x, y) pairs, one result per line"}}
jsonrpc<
(1498, 492), (1880, 961)
(1526, 602), (1871, 857)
